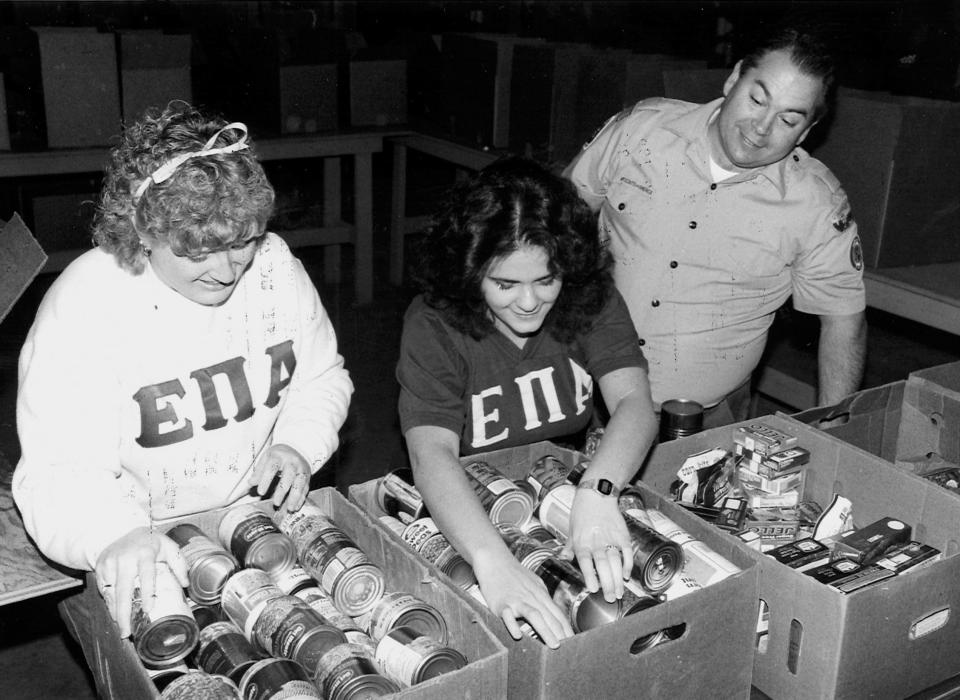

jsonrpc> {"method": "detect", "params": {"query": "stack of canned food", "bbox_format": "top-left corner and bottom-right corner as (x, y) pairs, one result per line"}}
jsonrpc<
(127, 500), (469, 699)
(371, 448), (743, 647)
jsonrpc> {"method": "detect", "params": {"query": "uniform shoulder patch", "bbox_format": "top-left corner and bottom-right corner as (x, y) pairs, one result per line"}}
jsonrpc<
(833, 202), (854, 233)
(849, 234), (864, 271)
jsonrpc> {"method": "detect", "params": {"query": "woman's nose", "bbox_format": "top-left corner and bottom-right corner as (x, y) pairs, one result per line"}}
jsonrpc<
(517, 285), (538, 310)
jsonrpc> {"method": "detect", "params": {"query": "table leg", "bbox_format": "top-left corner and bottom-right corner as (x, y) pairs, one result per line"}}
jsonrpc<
(389, 141), (408, 287)
(353, 152), (374, 305)
(322, 157), (342, 285)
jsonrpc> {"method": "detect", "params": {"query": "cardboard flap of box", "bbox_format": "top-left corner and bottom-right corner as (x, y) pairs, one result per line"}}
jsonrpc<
(0, 213), (46, 324)
(910, 361), (960, 402)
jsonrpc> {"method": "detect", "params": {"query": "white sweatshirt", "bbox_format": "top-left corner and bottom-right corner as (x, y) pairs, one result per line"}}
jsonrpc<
(13, 233), (353, 570)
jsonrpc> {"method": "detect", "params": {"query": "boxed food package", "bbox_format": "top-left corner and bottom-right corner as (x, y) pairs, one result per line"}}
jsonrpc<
(639, 414), (960, 699)
(350, 441), (759, 700)
(81, 487), (508, 699)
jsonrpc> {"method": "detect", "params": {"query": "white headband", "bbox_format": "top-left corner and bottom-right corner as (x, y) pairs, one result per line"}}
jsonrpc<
(133, 122), (250, 201)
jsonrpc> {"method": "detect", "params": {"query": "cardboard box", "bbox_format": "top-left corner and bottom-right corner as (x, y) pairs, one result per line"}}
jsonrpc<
(119, 31), (192, 123)
(33, 27), (122, 148)
(349, 59), (408, 127)
(0, 27), (47, 150)
(639, 414), (960, 699)
(84, 488), (508, 699)
(910, 360), (960, 402)
(810, 89), (960, 268)
(508, 42), (591, 164)
(350, 441), (759, 700)
(440, 33), (545, 148)
(0, 214), (46, 324)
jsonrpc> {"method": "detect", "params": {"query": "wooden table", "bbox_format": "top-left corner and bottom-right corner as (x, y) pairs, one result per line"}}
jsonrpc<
(0, 130), (392, 305)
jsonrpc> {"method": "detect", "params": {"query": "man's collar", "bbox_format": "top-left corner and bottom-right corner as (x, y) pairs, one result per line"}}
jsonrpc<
(662, 97), (789, 196)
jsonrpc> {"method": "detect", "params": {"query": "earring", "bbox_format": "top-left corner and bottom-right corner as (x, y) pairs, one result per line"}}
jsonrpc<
(140, 242), (151, 257)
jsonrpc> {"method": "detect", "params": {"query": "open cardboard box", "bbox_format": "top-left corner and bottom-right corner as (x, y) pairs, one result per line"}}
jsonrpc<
(639, 414), (960, 699)
(82, 488), (508, 699)
(350, 441), (759, 700)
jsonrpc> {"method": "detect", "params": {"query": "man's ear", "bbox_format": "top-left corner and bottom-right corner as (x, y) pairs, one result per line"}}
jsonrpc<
(723, 60), (743, 96)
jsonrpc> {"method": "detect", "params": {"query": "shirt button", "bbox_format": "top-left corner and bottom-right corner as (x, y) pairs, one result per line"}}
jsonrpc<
(638, 338), (646, 347)
(669, 260), (678, 268)
(793, 154), (800, 162)
(688, 221), (697, 229)
(618, 202), (626, 211)
(651, 299), (660, 308)
(710, 183), (717, 190)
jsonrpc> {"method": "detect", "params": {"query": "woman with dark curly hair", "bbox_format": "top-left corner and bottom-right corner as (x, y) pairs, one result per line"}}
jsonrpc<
(13, 102), (353, 662)
(397, 157), (657, 647)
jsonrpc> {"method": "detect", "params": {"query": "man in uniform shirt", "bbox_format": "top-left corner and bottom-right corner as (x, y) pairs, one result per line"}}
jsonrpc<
(565, 25), (867, 427)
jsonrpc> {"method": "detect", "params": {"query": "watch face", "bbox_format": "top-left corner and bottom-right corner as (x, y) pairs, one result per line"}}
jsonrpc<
(598, 479), (614, 495)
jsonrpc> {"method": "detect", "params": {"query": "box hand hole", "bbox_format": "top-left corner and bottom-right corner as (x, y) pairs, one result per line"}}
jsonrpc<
(930, 411), (944, 427)
(910, 607), (950, 640)
(787, 618), (803, 674)
(628, 623), (686, 655)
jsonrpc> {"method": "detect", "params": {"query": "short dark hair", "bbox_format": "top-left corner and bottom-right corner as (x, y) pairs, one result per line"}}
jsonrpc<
(740, 23), (837, 120)
(413, 156), (612, 343)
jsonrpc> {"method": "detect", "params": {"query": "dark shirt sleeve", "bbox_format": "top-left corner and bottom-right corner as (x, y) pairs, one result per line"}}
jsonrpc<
(579, 290), (648, 379)
(396, 299), (468, 437)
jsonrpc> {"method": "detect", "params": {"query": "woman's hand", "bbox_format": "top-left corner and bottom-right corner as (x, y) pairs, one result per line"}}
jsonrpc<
(249, 443), (311, 513)
(561, 489), (634, 602)
(94, 527), (189, 638)
(473, 547), (574, 649)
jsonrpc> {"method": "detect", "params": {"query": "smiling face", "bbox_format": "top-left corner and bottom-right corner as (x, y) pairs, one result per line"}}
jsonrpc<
(146, 237), (260, 306)
(481, 244), (562, 347)
(709, 48), (824, 171)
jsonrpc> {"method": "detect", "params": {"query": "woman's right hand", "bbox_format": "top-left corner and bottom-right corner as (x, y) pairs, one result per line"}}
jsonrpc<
(94, 526), (190, 638)
(473, 547), (574, 649)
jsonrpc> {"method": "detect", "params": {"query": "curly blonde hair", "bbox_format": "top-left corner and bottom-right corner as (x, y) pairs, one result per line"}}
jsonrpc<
(92, 101), (275, 273)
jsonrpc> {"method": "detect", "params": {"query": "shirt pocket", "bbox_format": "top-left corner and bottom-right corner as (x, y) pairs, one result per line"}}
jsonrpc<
(721, 231), (788, 283)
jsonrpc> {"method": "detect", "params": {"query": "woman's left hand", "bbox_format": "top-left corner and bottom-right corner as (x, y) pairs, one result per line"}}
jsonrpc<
(560, 489), (634, 602)
(249, 443), (311, 513)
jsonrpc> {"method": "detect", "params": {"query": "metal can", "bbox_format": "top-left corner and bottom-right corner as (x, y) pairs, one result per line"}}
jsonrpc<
(238, 658), (322, 700)
(294, 586), (376, 651)
(525, 455), (571, 504)
(283, 513), (385, 617)
(218, 504), (297, 575)
(251, 595), (347, 674)
(624, 516), (683, 595)
(462, 461), (534, 527)
(195, 619), (266, 685)
(520, 517), (563, 551)
(537, 482), (576, 539)
(356, 591), (448, 645)
(149, 664), (188, 693)
(431, 547), (477, 590)
(159, 669), (241, 699)
(496, 523), (555, 571)
(533, 557), (629, 634)
(220, 568), (285, 641)
(621, 593), (671, 652)
(399, 517), (475, 588)
(167, 523), (239, 606)
(374, 626), (466, 687)
(583, 427), (605, 459)
(132, 563), (200, 669)
(315, 642), (400, 700)
(375, 469), (428, 523)
(270, 564), (318, 596)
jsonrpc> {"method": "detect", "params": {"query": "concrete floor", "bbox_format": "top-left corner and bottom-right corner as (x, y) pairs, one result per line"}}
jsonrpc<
(1, 153), (959, 698)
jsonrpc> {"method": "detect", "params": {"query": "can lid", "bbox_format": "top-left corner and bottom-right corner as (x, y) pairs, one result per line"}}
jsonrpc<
(572, 591), (624, 633)
(488, 490), (534, 528)
(333, 564), (386, 617)
(335, 672), (400, 699)
(245, 533), (298, 574)
(293, 624), (349, 674)
(136, 615), (200, 669)
(189, 552), (238, 605)
(413, 647), (467, 683)
(391, 606), (448, 646)
(435, 550), (477, 589)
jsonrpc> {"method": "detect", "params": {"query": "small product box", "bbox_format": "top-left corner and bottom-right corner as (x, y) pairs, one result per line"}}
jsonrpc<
(765, 538), (831, 572)
(640, 414), (960, 699)
(832, 516), (912, 565)
(83, 489), (508, 699)
(351, 441), (759, 700)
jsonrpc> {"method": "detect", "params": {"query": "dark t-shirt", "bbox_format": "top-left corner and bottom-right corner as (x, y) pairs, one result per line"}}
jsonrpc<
(397, 291), (646, 455)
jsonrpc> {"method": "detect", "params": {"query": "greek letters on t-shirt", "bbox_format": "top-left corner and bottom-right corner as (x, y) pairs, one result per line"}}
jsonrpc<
(132, 340), (296, 448)
(470, 358), (593, 449)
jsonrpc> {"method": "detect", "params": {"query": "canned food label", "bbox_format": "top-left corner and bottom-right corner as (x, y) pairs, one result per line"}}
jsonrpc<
(400, 518), (440, 550)
(376, 633), (447, 686)
(229, 514), (282, 563)
(539, 487), (574, 539)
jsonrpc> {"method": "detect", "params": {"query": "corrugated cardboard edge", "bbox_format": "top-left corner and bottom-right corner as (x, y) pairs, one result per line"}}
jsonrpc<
(0, 213), (47, 324)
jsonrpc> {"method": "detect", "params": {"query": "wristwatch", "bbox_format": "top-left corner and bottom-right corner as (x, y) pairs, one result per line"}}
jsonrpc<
(576, 477), (622, 497)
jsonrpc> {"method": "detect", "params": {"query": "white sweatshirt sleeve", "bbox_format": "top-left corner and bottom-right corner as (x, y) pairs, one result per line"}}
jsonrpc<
(271, 257), (353, 474)
(13, 272), (151, 571)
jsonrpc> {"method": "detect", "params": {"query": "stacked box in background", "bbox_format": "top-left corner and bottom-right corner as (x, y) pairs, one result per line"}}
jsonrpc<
(348, 59), (408, 127)
(118, 31), (192, 124)
(639, 414), (960, 699)
(810, 88), (960, 268)
(86, 488), (509, 699)
(350, 441), (759, 700)
(33, 27), (121, 148)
